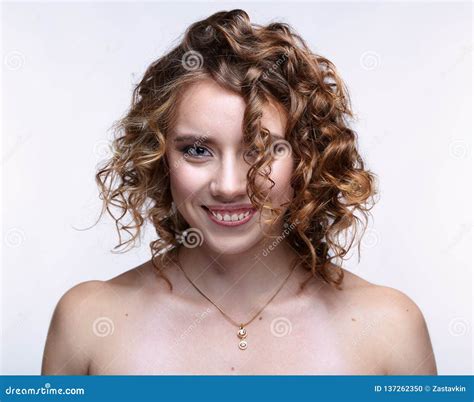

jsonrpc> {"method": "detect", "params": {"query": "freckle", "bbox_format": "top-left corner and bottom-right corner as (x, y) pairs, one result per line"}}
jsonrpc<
(351, 318), (356, 321)
(125, 313), (129, 317)
(259, 316), (262, 320)
(231, 367), (235, 371)
(406, 309), (409, 312)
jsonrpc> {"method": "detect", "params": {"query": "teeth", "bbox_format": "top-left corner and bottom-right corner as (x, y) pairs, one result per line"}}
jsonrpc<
(210, 210), (251, 222)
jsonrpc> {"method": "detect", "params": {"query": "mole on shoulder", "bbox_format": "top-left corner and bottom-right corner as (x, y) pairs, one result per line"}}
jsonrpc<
(259, 316), (262, 320)
(351, 318), (356, 321)
(231, 367), (235, 371)
(125, 313), (129, 317)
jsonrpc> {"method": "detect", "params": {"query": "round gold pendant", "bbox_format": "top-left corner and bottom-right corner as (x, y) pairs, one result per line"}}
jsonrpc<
(238, 340), (248, 350)
(237, 328), (247, 339)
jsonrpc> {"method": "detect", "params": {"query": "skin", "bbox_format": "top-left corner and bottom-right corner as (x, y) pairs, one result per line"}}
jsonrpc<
(41, 78), (437, 375)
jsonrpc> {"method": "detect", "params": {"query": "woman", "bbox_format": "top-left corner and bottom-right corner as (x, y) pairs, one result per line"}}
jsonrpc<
(41, 9), (437, 375)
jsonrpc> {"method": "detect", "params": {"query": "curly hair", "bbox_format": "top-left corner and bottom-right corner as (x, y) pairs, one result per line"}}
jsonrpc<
(95, 9), (378, 291)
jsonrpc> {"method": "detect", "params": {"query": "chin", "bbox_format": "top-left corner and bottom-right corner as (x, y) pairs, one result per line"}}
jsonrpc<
(203, 234), (263, 256)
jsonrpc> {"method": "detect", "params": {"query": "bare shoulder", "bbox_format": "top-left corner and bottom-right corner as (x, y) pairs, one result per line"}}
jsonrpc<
(41, 280), (107, 374)
(336, 267), (437, 375)
(42, 259), (170, 375)
(336, 266), (428, 317)
(47, 259), (171, 328)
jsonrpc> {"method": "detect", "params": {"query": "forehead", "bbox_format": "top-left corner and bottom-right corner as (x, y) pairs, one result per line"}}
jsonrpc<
(172, 77), (287, 141)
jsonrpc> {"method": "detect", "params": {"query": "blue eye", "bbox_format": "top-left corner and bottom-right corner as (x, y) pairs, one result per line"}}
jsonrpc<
(180, 145), (212, 158)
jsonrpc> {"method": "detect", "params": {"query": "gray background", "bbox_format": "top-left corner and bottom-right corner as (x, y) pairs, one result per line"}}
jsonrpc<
(2, 1), (472, 374)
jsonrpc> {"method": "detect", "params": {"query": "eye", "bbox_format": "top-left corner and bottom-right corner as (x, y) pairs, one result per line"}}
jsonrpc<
(243, 146), (259, 160)
(180, 145), (212, 158)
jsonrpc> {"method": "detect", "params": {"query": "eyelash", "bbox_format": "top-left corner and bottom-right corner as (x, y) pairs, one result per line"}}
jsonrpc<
(179, 145), (212, 158)
(178, 145), (259, 160)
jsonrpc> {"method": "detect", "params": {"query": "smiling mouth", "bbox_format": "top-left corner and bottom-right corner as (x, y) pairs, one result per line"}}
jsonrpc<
(201, 206), (256, 227)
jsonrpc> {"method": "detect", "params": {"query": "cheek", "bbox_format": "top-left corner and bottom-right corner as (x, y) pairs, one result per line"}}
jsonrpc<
(168, 160), (213, 200)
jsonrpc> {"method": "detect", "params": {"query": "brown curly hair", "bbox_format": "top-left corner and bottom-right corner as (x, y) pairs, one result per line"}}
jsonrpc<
(95, 9), (378, 291)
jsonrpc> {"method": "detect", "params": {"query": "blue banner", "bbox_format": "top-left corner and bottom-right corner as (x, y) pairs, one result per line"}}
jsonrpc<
(1, 375), (472, 402)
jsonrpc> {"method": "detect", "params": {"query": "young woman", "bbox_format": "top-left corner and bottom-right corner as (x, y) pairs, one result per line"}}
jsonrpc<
(41, 9), (437, 375)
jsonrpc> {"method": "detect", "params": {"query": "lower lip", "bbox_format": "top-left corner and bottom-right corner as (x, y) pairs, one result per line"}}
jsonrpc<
(203, 207), (256, 227)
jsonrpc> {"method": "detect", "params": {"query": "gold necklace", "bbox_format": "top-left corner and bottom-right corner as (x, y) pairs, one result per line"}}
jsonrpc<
(174, 248), (300, 350)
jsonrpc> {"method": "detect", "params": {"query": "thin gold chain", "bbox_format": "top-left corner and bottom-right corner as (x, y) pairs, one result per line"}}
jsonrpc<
(174, 248), (300, 328)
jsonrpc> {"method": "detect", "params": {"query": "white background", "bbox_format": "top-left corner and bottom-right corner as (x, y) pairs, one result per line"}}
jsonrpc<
(2, 1), (472, 374)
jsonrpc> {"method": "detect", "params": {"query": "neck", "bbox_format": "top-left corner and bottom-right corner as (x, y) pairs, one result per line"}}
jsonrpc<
(173, 237), (306, 318)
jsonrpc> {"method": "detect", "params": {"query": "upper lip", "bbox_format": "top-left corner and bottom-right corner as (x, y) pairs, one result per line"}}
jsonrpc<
(203, 204), (256, 213)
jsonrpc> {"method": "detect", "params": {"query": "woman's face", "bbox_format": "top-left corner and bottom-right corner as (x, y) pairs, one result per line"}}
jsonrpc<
(166, 77), (294, 254)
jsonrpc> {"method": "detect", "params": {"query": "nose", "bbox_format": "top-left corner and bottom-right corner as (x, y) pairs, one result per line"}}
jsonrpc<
(209, 153), (248, 200)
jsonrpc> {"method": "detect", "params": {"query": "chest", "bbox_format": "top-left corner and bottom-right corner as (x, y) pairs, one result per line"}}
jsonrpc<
(88, 303), (383, 375)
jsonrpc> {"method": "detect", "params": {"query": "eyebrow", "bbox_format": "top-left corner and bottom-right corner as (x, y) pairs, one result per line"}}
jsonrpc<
(172, 133), (284, 144)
